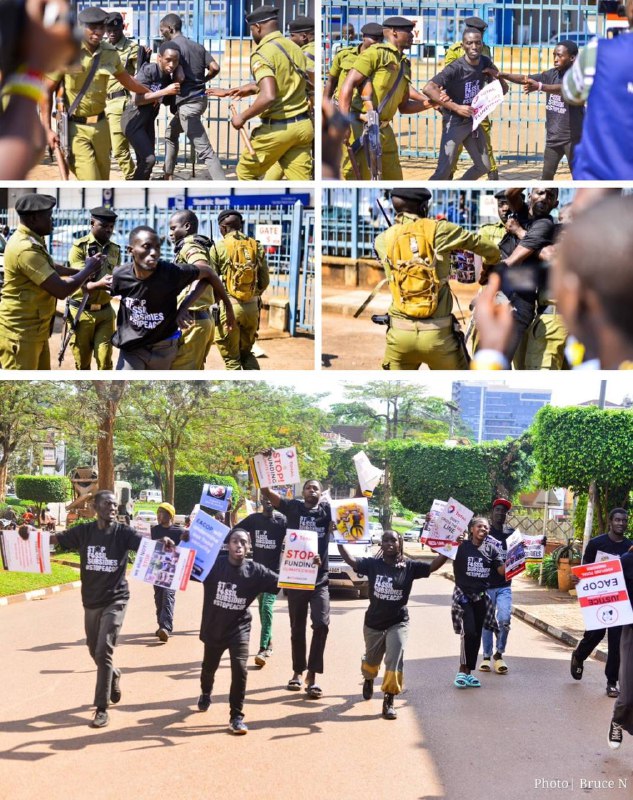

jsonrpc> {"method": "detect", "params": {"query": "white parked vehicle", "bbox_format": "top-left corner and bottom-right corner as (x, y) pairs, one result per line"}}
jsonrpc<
(368, 521), (384, 544)
(139, 489), (162, 503)
(328, 535), (372, 598)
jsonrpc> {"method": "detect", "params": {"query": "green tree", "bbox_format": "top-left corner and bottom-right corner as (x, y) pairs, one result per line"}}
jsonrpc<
(14, 475), (71, 515)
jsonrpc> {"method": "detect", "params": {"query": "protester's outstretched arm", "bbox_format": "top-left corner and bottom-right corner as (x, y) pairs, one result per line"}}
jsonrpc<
(428, 553), (449, 572)
(260, 486), (282, 508)
(337, 543), (358, 569)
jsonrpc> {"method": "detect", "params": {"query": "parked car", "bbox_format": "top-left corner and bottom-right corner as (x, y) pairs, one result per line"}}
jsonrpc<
(369, 521), (384, 544)
(548, 31), (594, 46)
(139, 489), (162, 503)
(133, 510), (157, 525)
(402, 526), (421, 542)
(328, 535), (372, 598)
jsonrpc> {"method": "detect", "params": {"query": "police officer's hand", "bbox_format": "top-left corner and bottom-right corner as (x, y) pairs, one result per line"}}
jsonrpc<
(85, 253), (106, 277)
(453, 104), (474, 119)
(522, 77), (540, 94)
(226, 86), (254, 99)
(46, 128), (60, 151)
(224, 305), (236, 332)
(165, 82), (181, 96)
(176, 307), (194, 330)
(473, 273), (515, 354)
(230, 112), (245, 130)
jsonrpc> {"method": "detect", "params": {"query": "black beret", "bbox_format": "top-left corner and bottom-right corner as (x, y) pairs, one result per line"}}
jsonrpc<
(105, 12), (124, 28)
(15, 194), (56, 215)
(78, 6), (108, 25)
(382, 16), (415, 30)
(361, 23), (384, 37)
(464, 16), (488, 32)
(494, 190), (508, 200)
(245, 5), (279, 25)
(218, 210), (243, 225)
(390, 188), (432, 203)
(90, 206), (118, 222)
(288, 15), (314, 33)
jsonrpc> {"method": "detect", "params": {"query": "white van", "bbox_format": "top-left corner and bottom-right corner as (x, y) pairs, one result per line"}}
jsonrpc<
(139, 489), (162, 503)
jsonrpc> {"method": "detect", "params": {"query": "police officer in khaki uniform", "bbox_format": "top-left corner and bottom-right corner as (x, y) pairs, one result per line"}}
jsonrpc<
(213, 210), (269, 370)
(168, 210), (236, 370)
(0, 195), (106, 370)
(66, 207), (120, 370)
(104, 12), (138, 180)
(41, 6), (151, 181)
(212, 6), (313, 181)
(338, 17), (437, 180)
(374, 188), (501, 370)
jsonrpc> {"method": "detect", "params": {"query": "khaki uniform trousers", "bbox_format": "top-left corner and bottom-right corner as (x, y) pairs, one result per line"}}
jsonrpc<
(382, 316), (469, 371)
(69, 304), (116, 370)
(171, 317), (215, 370)
(0, 331), (50, 370)
(513, 311), (568, 370)
(215, 299), (260, 370)
(236, 118), (313, 181)
(69, 117), (112, 180)
(106, 97), (135, 180)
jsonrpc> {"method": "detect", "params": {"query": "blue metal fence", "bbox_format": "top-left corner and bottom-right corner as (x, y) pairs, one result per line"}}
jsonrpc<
(324, 1), (601, 165)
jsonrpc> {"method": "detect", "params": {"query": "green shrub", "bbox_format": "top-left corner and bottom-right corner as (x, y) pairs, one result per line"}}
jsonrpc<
(14, 476), (71, 511)
(525, 555), (559, 588)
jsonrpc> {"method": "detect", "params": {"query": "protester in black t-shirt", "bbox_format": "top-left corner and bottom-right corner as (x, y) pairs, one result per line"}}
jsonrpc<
(150, 502), (184, 643)
(452, 516), (505, 689)
(197, 528), (279, 735)
(17, 490), (176, 729)
(110, 226), (230, 370)
(261, 478), (331, 698)
(499, 41), (583, 179)
(424, 28), (508, 180)
(338, 530), (449, 720)
(239, 497), (287, 667)
(122, 42), (183, 181)
(610, 550), (633, 748)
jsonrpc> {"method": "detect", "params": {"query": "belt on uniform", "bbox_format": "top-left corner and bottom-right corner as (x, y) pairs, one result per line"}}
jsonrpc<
(188, 310), (211, 321)
(70, 111), (106, 124)
(260, 113), (310, 125)
(107, 90), (127, 100)
(69, 299), (110, 312)
(389, 315), (453, 332)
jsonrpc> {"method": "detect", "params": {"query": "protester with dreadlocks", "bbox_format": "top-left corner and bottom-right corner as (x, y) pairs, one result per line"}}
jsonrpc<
(337, 529), (449, 720)
(451, 516), (506, 689)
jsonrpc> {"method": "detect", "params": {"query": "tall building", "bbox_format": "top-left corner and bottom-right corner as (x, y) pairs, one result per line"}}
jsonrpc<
(452, 382), (551, 443)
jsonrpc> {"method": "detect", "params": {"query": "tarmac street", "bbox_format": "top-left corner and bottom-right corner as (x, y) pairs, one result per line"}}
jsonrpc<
(0, 569), (630, 800)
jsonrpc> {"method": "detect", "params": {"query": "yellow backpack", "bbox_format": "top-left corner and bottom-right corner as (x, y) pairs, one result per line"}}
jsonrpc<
(223, 236), (260, 302)
(386, 218), (441, 318)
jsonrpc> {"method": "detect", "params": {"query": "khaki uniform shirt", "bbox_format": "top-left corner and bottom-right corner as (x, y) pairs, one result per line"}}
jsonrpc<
(175, 235), (215, 311)
(477, 220), (506, 249)
(106, 36), (138, 109)
(375, 213), (501, 319)
(49, 42), (123, 117)
(68, 233), (120, 306)
(250, 31), (310, 119)
(302, 41), (316, 66)
(0, 224), (57, 340)
(329, 44), (364, 112)
(212, 231), (269, 299)
(444, 41), (492, 66)
(351, 42), (410, 122)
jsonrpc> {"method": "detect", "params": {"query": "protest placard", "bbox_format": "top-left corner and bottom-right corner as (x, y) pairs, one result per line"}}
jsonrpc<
(133, 519), (152, 538)
(504, 531), (526, 579)
(199, 483), (233, 514)
(523, 534), (546, 561)
(352, 451), (383, 497)
(179, 509), (228, 582)
(472, 79), (505, 131)
(595, 550), (616, 563)
(572, 559), (633, 631)
(420, 499), (447, 546)
(331, 498), (369, 543)
(278, 529), (318, 590)
(426, 497), (473, 560)
(0, 529), (51, 574)
(250, 447), (301, 489)
(131, 539), (195, 591)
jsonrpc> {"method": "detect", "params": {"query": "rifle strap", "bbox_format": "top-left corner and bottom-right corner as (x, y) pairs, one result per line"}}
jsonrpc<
(67, 52), (102, 117)
(376, 60), (405, 116)
(270, 41), (313, 88)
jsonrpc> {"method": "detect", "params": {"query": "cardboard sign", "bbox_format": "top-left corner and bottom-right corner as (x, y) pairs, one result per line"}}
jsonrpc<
(199, 483), (233, 514)
(0, 529), (51, 574)
(504, 531), (526, 579)
(179, 509), (228, 582)
(331, 498), (369, 544)
(472, 80), (505, 131)
(523, 534), (546, 560)
(278, 529), (318, 590)
(352, 451), (383, 497)
(133, 519), (152, 538)
(572, 559), (633, 631)
(595, 550), (617, 563)
(250, 447), (301, 489)
(420, 499), (447, 546)
(131, 539), (195, 591)
(427, 498), (473, 560)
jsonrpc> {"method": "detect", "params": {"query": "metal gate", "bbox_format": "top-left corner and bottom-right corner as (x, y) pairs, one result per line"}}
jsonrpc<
(324, 1), (600, 165)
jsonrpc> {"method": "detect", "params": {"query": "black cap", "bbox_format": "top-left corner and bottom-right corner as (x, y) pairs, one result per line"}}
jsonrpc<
(390, 188), (432, 203)
(90, 206), (118, 222)
(218, 210), (243, 225)
(464, 16), (488, 32)
(105, 12), (124, 29)
(15, 194), (56, 215)
(288, 15), (314, 33)
(382, 16), (415, 30)
(494, 190), (508, 200)
(361, 23), (384, 37)
(78, 6), (108, 25)
(245, 5), (279, 25)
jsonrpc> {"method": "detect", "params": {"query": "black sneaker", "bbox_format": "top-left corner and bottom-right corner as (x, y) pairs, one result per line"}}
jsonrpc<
(110, 670), (121, 704)
(570, 652), (583, 680)
(382, 693), (397, 720)
(197, 693), (211, 712)
(229, 716), (248, 735)
(608, 719), (623, 750)
(607, 684), (620, 698)
(362, 679), (374, 700)
(91, 709), (109, 728)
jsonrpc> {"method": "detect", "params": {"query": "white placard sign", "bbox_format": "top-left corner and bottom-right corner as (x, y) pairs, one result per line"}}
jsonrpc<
(255, 224), (282, 246)
(1, 529), (51, 573)
(471, 80), (505, 131)
(572, 559), (633, 631)
(426, 497), (473, 560)
(278, 529), (318, 590)
(250, 447), (301, 489)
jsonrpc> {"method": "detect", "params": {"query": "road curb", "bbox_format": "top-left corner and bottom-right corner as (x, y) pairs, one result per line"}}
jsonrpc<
(0, 580), (81, 606)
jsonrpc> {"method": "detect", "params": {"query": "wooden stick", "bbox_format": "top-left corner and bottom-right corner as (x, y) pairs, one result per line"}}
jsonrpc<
(229, 102), (256, 156)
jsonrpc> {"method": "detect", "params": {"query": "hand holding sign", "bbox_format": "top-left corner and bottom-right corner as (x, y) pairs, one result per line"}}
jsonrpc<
(471, 79), (505, 131)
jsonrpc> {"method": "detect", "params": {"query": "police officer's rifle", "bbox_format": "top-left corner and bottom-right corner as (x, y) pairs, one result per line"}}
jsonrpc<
(57, 248), (102, 366)
(54, 86), (70, 181)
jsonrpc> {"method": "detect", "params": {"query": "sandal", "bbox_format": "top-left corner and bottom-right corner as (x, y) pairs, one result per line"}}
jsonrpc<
(454, 672), (469, 689)
(493, 657), (508, 674)
(305, 684), (323, 699)
(286, 678), (302, 691)
(464, 674), (481, 687)
(479, 658), (491, 672)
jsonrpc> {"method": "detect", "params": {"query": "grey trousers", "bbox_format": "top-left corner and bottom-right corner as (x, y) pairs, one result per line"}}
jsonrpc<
(84, 599), (127, 709)
(164, 97), (226, 180)
(362, 620), (409, 695)
(614, 624), (633, 734)
(116, 338), (179, 370)
(154, 586), (176, 634)
(430, 118), (490, 181)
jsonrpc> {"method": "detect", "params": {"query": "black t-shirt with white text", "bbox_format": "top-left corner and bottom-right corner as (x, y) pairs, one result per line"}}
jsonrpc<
(582, 533), (633, 565)
(528, 68), (584, 146)
(56, 522), (142, 609)
(200, 557), (279, 644)
(487, 525), (516, 589)
(355, 557), (431, 630)
(239, 510), (287, 571)
(278, 497), (331, 584)
(453, 539), (503, 594)
(431, 55), (494, 126)
(122, 62), (174, 134)
(111, 260), (199, 351)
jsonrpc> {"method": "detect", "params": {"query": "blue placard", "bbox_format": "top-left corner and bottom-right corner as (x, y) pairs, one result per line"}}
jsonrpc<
(200, 483), (233, 514)
(179, 509), (228, 582)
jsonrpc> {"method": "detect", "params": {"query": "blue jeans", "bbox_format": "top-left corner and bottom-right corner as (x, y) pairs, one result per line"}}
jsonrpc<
(482, 586), (512, 657)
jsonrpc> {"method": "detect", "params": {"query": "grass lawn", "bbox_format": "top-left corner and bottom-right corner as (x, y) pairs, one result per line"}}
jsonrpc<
(0, 562), (80, 597)
(52, 551), (80, 565)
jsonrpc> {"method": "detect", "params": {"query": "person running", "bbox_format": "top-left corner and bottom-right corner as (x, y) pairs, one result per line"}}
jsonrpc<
(196, 528), (280, 735)
(261, 478), (331, 698)
(452, 516), (505, 688)
(608, 547), (633, 749)
(571, 508), (633, 697)
(337, 530), (449, 720)
(238, 497), (287, 667)
(17, 490), (177, 728)
(151, 502), (184, 643)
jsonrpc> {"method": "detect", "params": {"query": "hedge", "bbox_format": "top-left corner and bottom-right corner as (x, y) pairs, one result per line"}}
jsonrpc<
(14, 475), (71, 507)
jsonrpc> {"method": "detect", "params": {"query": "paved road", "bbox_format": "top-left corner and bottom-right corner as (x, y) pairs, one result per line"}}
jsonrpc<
(1, 571), (629, 800)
